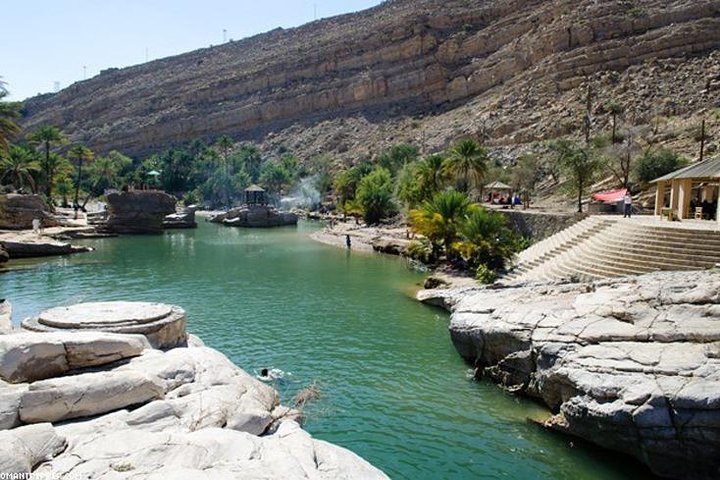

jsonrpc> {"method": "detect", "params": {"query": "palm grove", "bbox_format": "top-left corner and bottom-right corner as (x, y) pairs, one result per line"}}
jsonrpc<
(0, 78), (698, 281)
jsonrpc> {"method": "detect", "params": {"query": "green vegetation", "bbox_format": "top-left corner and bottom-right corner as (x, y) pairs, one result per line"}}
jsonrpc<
(550, 139), (601, 213)
(634, 149), (688, 184)
(0, 83), (22, 155)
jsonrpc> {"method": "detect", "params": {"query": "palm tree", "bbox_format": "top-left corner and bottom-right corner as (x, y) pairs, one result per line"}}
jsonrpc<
(443, 138), (488, 195)
(409, 190), (471, 259)
(0, 144), (41, 192)
(68, 144), (94, 210)
(28, 125), (67, 201)
(215, 136), (234, 207)
(416, 154), (448, 200)
(0, 87), (22, 155)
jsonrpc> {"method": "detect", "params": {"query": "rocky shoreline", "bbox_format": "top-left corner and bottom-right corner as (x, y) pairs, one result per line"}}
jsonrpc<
(0, 301), (387, 478)
(418, 270), (720, 479)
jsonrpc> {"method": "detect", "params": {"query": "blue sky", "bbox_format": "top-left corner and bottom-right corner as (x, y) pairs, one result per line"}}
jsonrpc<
(0, 0), (383, 101)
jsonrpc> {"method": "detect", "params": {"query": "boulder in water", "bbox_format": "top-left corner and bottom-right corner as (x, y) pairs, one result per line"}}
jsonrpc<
(104, 191), (176, 234)
(210, 204), (297, 228)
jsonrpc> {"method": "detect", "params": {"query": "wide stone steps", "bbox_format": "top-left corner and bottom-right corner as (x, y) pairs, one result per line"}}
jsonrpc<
(503, 216), (720, 284)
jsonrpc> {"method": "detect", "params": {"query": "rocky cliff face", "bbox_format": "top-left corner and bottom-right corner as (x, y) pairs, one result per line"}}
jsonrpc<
(19, 0), (720, 160)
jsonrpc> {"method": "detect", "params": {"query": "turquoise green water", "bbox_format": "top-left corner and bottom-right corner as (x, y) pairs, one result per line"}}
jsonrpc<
(1, 221), (653, 479)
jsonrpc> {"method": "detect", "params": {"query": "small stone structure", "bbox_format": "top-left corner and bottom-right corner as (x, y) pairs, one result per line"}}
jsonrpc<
(104, 191), (176, 234)
(21, 301), (187, 349)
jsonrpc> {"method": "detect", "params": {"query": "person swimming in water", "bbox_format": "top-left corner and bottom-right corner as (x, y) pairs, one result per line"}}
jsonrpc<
(257, 368), (291, 382)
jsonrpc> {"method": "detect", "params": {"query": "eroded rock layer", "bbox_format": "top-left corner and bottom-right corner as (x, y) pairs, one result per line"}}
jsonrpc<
(419, 270), (720, 480)
(20, 0), (720, 158)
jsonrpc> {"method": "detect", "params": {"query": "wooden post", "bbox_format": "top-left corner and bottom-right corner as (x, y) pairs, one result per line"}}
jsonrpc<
(654, 181), (666, 216)
(676, 179), (692, 220)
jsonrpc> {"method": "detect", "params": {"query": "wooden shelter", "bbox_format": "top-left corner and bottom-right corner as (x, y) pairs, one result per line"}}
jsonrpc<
(244, 185), (267, 205)
(485, 180), (513, 203)
(652, 157), (720, 224)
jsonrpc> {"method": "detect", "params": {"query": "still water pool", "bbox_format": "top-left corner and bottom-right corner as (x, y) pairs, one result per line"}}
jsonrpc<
(1, 221), (652, 479)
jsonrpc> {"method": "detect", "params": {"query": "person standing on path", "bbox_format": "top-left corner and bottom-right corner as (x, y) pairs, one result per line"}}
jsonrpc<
(623, 192), (633, 218)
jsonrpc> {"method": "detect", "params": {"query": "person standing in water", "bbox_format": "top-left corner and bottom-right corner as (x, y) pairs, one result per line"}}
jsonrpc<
(345, 234), (351, 249)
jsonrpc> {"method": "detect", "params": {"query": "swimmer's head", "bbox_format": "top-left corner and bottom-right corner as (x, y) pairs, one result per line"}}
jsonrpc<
(261, 368), (269, 377)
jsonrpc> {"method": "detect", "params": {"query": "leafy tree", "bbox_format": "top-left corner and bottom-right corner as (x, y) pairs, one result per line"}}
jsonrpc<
(0, 144), (40, 192)
(550, 139), (600, 213)
(355, 167), (395, 225)
(510, 154), (540, 200)
(27, 125), (67, 200)
(378, 143), (419, 175)
(443, 138), (488, 194)
(633, 149), (688, 184)
(259, 162), (291, 196)
(157, 147), (194, 193)
(602, 128), (641, 189)
(54, 174), (73, 207)
(237, 144), (262, 183)
(0, 84), (22, 155)
(68, 144), (94, 208)
(333, 161), (374, 212)
(409, 190), (471, 259)
(88, 150), (132, 196)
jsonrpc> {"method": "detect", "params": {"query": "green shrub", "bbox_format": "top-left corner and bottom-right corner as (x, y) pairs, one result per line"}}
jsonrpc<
(633, 149), (687, 183)
(475, 264), (497, 284)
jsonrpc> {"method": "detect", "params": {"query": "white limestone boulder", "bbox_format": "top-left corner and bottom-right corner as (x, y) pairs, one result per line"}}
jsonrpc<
(0, 331), (150, 383)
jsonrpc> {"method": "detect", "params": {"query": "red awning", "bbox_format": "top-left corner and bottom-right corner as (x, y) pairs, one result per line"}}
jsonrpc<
(592, 188), (627, 204)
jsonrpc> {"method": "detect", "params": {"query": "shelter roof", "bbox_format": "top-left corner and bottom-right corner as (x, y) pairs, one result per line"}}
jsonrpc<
(653, 156), (720, 182)
(485, 180), (512, 190)
(245, 184), (265, 192)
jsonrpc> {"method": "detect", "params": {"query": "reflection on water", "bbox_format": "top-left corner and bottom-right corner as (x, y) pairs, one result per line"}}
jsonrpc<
(0, 221), (654, 479)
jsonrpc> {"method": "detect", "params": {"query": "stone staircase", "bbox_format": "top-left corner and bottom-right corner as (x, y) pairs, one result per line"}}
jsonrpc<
(503, 216), (720, 284)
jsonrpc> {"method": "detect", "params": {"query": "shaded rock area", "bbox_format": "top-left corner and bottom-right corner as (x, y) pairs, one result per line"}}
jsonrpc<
(0, 303), (387, 478)
(0, 194), (58, 231)
(0, 245), (7, 263)
(22, 302), (188, 350)
(419, 270), (720, 479)
(104, 191), (177, 234)
(163, 205), (198, 229)
(210, 204), (298, 228)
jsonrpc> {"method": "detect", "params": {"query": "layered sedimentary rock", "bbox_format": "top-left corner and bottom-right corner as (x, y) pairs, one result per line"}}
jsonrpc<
(21, 302), (187, 350)
(210, 205), (298, 228)
(0, 194), (58, 230)
(0, 303), (387, 478)
(419, 270), (720, 480)
(20, 1), (720, 159)
(104, 191), (177, 234)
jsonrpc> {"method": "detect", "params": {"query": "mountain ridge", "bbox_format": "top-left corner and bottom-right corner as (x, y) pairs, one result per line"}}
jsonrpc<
(19, 0), (720, 161)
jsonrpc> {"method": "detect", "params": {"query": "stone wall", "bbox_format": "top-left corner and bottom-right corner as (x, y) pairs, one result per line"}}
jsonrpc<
(498, 210), (585, 241)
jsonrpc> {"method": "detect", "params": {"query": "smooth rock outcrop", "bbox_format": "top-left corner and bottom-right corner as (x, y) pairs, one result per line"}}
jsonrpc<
(420, 270), (720, 480)
(211, 204), (298, 228)
(0, 331), (150, 384)
(0, 194), (58, 230)
(0, 423), (66, 473)
(0, 302), (386, 478)
(22, 302), (187, 349)
(104, 191), (177, 234)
